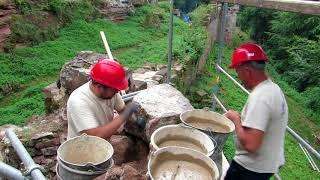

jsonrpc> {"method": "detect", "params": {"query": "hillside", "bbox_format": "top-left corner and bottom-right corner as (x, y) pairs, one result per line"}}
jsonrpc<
(0, 2), (319, 179)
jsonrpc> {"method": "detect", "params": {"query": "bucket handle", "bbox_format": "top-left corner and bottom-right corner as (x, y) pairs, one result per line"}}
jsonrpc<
(206, 128), (218, 154)
(85, 159), (114, 174)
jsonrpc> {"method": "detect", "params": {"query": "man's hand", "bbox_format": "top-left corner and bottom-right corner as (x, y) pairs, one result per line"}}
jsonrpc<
(126, 102), (140, 114)
(120, 102), (140, 122)
(226, 110), (264, 153)
(226, 110), (241, 126)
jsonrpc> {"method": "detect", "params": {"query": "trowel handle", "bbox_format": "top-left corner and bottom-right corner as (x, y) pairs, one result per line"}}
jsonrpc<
(213, 94), (228, 113)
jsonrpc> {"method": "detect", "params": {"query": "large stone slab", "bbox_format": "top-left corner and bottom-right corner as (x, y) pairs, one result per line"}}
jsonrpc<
(124, 84), (193, 142)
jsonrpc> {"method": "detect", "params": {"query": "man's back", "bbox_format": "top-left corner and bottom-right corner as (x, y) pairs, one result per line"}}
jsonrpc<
(234, 79), (288, 173)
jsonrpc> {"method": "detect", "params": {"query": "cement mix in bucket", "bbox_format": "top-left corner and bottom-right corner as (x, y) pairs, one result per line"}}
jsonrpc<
(151, 152), (214, 180)
(157, 135), (207, 154)
(61, 142), (112, 165)
(58, 134), (114, 171)
(184, 116), (231, 133)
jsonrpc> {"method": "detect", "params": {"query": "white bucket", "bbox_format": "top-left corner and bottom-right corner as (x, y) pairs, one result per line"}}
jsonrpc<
(150, 124), (215, 157)
(148, 146), (219, 180)
(180, 109), (235, 179)
(57, 134), (113, 176)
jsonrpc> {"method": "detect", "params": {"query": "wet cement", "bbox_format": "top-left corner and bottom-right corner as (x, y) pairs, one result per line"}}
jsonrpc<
(62, 145), (111, 165)
(151, 152), (215, 180)
(185, 117), (231, 133)
(157, 135), (207, 154)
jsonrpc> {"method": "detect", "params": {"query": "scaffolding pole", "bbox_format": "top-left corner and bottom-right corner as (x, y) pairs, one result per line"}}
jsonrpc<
(0, 162), (24, 180)
(166, 0), (174, 83)
(5, 129), (46, 180)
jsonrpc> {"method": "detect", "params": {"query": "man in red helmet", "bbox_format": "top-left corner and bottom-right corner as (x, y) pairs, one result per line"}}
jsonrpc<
(67, 59), (139, 139)
(224, 43), (288, 180)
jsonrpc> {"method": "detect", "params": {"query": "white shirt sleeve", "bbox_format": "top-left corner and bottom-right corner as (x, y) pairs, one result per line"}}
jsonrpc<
(242, 98), (271, 132)
(68, 98), (100, 133)
(114, 93), (125, 112)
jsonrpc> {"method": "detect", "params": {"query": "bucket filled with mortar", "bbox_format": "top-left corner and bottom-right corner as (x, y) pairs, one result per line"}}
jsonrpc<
(150, 124), (215, 157)
(56, 134), (114, 180)
(148, 146), (219, 180)
(180, 109), (235, 176)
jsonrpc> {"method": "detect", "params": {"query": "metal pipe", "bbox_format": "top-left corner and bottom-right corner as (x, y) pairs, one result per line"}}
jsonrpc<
(287, 127), (320, 160)
(304, 145), (320, 172)
(5, 129), (46, 180)
(166, 0), (174, 83)
(218, 3), (228, 66)
(216, 64), (250, 94)
(299, 144), (316, 171)
(213, 66), (320, 160)
(121, 90), (144, 99)
(304, 148), (320, 172)
(123, 96), (134, 102)
(213, 94), (227, 112)
(0, 162), (24, 180)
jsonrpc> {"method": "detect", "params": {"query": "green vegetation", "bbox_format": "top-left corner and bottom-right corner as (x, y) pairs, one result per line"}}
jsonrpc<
(5, 0), (99, 51)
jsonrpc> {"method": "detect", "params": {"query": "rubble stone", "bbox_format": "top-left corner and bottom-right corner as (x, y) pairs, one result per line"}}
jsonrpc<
(124, 84), (193, 141)
(110, 135), (134, 165)
(59, 51), (104, 95)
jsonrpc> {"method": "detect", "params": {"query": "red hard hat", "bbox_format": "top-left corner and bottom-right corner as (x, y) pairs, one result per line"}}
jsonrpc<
(228, 43), (268, 69)
(90, 59), (128, 90)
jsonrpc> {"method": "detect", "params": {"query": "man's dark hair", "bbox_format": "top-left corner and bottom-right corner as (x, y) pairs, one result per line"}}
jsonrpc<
(243, 60), (266, 70)
(91, 79), (110, 88)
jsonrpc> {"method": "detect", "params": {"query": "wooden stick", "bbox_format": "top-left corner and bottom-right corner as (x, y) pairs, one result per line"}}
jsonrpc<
(171, 165), (180, 180)
(100, 31), (114, 60)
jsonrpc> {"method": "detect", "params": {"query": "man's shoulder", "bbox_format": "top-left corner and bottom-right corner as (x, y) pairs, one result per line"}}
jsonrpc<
(68, 82), (91, 102)
(254, 80), (281, 95)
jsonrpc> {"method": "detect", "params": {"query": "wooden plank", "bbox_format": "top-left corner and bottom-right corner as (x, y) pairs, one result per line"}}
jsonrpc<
(211, 0), (320, 16)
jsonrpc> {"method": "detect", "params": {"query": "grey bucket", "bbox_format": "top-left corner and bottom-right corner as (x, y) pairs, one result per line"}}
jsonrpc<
(56, 158), (114, 180)
(57, 134), (114, 179)
(180, 109), (235, 178)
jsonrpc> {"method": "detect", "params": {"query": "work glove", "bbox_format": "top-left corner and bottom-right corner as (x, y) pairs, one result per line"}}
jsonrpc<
(121, 102), (140, 121)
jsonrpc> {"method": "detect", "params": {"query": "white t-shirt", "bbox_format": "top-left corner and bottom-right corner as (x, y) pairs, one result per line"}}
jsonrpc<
(234, 79), (288, 173)
(67, 82), (125, 139)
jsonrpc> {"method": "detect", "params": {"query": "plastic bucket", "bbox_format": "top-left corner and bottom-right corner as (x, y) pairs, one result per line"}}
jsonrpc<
(56, 158), (114, 180)
(57, 134), (113, 172)
(150, 124), (215, 157)
(180, 109), (235, 178)
(148, 146), (219, 180)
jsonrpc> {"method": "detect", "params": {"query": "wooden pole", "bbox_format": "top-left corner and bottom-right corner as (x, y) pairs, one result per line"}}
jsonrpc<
(211, 0), (320, 16)
(100, 31), (114, 60)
